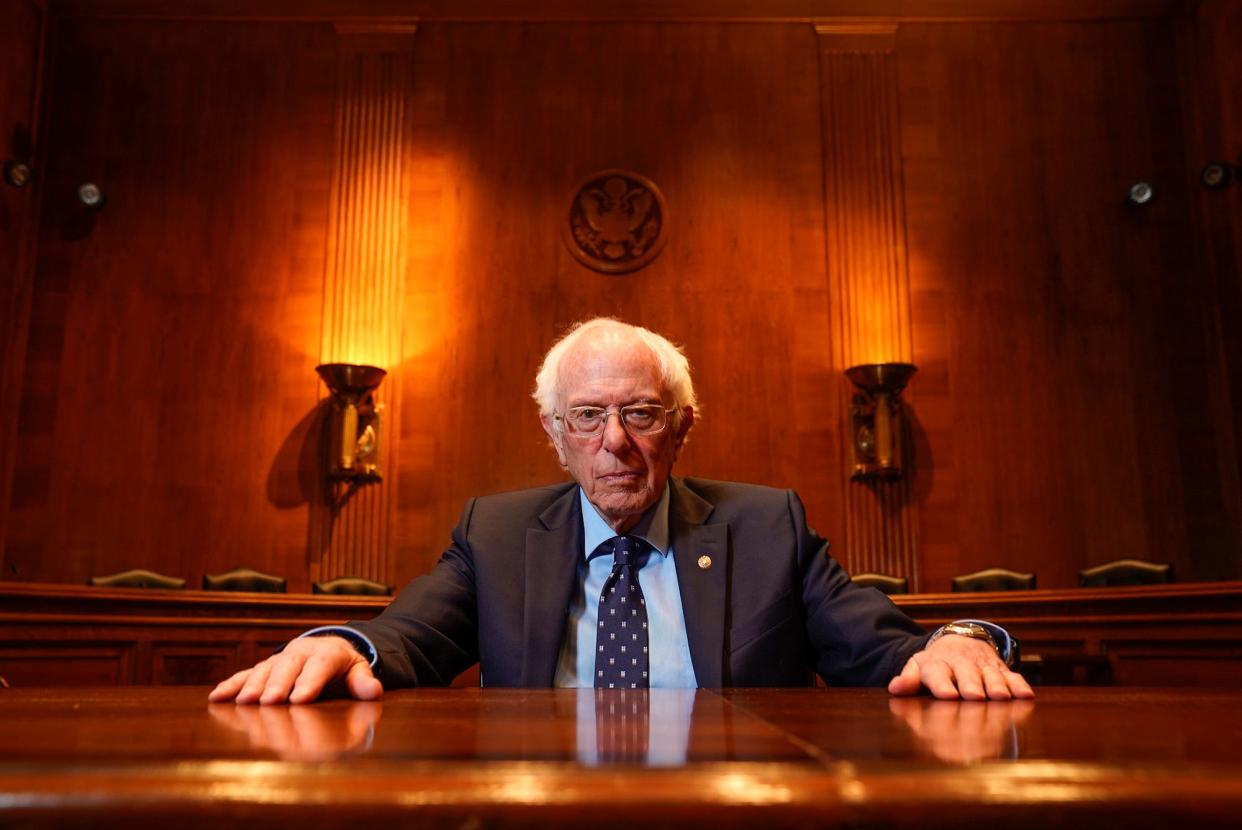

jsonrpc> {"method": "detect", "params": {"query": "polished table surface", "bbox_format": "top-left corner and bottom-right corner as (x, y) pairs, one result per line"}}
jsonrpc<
(1, 687), (1241, 828)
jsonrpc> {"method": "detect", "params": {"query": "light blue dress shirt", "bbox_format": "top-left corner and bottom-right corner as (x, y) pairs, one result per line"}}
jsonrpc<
(552, 487), (699, 688)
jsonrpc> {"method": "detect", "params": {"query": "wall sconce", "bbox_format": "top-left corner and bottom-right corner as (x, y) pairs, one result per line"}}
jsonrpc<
(845, 363), (917, 482)
(316, 363), (386, 482)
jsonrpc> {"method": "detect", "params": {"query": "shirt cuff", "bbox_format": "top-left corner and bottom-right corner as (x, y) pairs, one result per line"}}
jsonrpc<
(933, 619), (1019, 667)
(300, 625), (379, 668)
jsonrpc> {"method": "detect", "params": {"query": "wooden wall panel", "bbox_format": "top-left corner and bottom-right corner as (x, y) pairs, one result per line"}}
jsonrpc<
(312, 28), (416, 588)
(1189, 0), (1242, 519)
(816, 23), (920, 586)
(389, 22), (840, 585)
(0, 644), (133, 686)
(899, 20), (1241, 589)
(2, 19), (338, 588)
(3, 8), (1240, 599)
(0, 0), (45, 575)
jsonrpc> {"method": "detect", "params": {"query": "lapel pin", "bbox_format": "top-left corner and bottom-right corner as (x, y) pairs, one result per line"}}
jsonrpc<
(697, 555), (712, 570)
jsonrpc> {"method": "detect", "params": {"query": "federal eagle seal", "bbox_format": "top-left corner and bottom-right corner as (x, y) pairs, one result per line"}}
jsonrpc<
(562, 169), (668, 274)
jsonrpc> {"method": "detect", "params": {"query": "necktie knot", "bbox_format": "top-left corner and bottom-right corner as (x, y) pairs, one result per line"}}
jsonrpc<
(611, 536), (651, 571)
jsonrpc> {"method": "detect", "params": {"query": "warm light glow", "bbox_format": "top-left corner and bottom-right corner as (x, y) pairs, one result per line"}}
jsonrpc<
(320, 63), (407, 372)
(842, 259), (912, 368)
(711, 771), (794, 805)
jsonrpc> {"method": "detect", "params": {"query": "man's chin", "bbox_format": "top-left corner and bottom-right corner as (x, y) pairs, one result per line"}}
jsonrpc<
(590, 491), (653, 526)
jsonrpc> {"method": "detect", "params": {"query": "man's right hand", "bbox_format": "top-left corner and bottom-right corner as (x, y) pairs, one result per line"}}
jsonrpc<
(208, 635), (383, 704)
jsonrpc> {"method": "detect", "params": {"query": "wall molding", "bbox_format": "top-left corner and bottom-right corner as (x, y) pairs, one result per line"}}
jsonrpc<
(816, 21), (920, 587)
(48, 0), (1185, 23)
(313, 28), (416, 586)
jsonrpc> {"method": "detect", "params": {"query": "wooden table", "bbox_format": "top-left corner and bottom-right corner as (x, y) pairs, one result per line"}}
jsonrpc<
(1, 687), (1240, 828)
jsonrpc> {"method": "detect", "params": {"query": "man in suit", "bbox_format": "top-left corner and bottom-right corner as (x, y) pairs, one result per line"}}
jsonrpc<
(211, 318), (1032, 704)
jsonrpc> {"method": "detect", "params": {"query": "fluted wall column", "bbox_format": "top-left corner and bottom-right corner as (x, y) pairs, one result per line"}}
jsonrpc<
(311, 24), (417, 587)
(816, 22), (920, 588)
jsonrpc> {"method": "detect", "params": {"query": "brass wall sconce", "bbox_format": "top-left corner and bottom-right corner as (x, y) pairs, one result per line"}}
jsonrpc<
(845, 363), (917, 482)
(316, 363), (386, 482)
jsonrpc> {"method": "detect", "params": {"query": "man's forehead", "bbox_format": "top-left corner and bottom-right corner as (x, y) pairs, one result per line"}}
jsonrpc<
(559, 337), (665, 398)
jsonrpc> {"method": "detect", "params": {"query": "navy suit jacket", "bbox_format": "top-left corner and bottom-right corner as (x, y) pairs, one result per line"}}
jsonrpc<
(349, 477), (931, 688)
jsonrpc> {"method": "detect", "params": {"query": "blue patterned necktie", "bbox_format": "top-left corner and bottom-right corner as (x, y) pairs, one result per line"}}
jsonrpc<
(593, 536), (652, 689)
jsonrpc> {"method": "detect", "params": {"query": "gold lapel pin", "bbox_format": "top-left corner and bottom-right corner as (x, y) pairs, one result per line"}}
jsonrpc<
(697, 555), (712, 570)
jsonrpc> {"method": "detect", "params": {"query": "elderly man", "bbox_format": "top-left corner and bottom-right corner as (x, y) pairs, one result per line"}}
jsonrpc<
(211, 318), (1032, 704)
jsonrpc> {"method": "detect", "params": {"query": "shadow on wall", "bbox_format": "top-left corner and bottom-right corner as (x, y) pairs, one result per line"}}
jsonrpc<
(266, 401), (328, 510)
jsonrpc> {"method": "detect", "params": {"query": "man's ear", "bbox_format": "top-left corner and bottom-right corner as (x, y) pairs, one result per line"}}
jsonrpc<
(671, 407), (695, 459)
(541, 414), (568, 468)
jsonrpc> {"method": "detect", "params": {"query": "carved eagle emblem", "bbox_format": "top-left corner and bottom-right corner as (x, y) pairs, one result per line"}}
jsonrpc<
(563, 170), (668, 274)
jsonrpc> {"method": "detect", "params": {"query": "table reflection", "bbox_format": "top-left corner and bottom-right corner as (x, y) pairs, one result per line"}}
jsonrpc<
(206, 689), (1037, 766)
(207, 699), (381, 761)
(888, 696), (1034, 763)
(575, 688), (697, 766)
(207, 689), (703, 765)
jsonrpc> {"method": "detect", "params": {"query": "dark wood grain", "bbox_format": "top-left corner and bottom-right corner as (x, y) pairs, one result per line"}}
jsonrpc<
(898, 19), (1241, 589)
(4, 19), (338, 588)
(1189, 0), (1242, 518)
(0, 0), (45, 577)
(1, 686), (1241, 828)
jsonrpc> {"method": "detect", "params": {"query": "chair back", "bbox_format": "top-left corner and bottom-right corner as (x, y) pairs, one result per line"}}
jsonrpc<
(851, 572), (909, 595)
(951, 567), (1036, 592)
(1079, 559), (1172, 587)
(88, 569), (186, 590)
(202, 568), (287, 593)
(312, 576), (393, 596)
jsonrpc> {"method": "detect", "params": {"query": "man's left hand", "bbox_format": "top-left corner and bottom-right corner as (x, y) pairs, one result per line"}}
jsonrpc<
(887, 634), (1034, 700)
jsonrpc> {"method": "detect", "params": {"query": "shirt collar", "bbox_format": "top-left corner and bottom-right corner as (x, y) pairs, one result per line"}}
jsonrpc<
(578, 484), (671, 560)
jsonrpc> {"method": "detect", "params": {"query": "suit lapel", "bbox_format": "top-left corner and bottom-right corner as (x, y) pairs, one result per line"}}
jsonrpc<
(669, 478), (729, 688)
(521, 487), (583, 686)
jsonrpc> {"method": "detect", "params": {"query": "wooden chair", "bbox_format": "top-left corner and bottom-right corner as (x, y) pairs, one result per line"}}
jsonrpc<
(202, 567), (287, 593)
(312, 576), (393, 596)
(1079, 559), (1172, 587)
(88, 569), (186, 590)
(951, 567), (1036, 592)
(851, 572), (909, 595)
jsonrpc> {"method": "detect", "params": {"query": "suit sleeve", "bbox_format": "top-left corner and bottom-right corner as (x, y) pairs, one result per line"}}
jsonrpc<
(343, 499), (483, 687)
(790, 490), (932, 685)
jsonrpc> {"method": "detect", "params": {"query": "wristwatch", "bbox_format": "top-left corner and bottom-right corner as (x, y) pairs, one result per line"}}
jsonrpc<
(927, 620), (1019, 668)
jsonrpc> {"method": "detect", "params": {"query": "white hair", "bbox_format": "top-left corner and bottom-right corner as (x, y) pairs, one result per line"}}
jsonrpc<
(532, 317), (698, 419)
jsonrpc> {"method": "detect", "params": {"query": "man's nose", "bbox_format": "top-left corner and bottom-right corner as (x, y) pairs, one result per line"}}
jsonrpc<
(599, 410), (633, 453)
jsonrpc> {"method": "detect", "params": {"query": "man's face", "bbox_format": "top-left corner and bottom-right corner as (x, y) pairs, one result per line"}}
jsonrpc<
(541, 336), (693, 534)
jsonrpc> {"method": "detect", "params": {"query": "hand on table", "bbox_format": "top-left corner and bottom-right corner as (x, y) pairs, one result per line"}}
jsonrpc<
(208, 635), (383, 704)
(887, 634), (1034, 701)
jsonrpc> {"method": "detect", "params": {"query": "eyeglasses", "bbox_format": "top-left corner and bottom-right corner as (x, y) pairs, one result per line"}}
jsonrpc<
(554, 404), (677, 438)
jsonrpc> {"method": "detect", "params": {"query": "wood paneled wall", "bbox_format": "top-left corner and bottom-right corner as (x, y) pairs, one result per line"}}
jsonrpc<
(899, 19), (1241, 588)
(0, 0), (46, 578)
(1190, 0), (1242, 523)
(5, 19), (338, 586)
(1, 2), (1239, 593)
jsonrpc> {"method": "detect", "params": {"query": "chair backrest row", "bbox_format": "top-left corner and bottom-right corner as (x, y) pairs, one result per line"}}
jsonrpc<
(88, 568), (393, 595)
(851, 560), (1173, 593)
